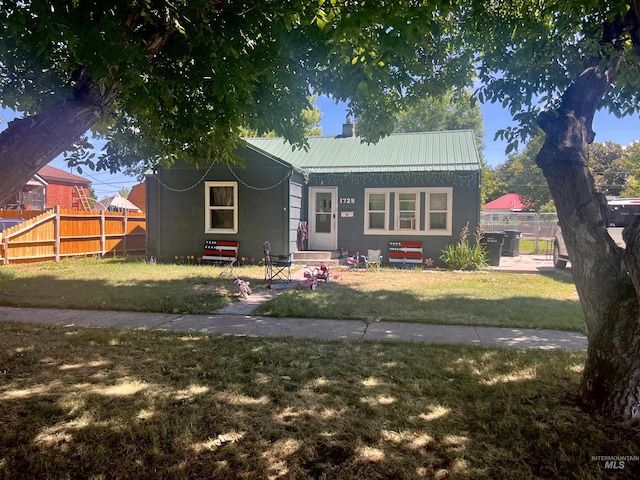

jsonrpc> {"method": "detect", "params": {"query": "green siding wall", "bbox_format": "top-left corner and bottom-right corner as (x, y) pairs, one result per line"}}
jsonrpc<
(146, 150), (295, 263)
(304, 172), (480, 264)
(147, 149), (481, 267)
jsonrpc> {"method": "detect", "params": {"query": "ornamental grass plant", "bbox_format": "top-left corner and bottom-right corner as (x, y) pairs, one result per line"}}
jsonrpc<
(440, 223), (487, 271)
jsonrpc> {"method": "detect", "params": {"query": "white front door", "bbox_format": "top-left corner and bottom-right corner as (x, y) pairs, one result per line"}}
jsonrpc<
(309, 187), (337, 250)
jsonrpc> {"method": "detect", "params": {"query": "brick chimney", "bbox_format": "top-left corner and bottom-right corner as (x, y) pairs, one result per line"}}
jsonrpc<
(342, 117), (355, 137)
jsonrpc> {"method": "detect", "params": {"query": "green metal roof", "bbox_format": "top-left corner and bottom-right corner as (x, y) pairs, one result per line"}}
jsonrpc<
(244, 130), (481, 174)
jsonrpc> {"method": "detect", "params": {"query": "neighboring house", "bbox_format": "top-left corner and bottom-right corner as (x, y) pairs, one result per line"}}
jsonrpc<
(128, 183), (146, 213)
(482, 193), (526, 222)
(95, 193), (143, 213)
(146, 127), (482, 264)
(2, 165), (91, 211)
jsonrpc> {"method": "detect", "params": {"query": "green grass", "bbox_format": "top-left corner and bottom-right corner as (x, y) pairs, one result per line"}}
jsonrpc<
(256, 269), (585, 333)
(0, 259), (632, 477)
(0, 257), (585, 332)
(518, 237), (551, 255)
(0, 257), (243, 314)
(1, 322), (638, 479)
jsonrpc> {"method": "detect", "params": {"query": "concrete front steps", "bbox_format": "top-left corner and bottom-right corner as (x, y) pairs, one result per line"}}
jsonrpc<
(292, 250), (341, 267)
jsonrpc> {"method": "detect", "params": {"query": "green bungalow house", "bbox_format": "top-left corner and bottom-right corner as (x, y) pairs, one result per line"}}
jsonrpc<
(145, 126), (482, 266)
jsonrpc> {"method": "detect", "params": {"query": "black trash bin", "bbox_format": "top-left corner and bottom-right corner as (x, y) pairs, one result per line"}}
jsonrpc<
(502, 230), (521, 257)
(481, 232), (505, 266)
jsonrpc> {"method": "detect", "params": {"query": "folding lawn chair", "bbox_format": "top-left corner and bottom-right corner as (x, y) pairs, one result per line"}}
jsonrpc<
(263, 241), (292, 283)
(363, 249), (383, 270)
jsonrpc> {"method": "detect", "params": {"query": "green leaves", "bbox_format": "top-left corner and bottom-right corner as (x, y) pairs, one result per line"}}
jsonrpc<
(357, 80), (369, 96)
(495, 133), (551, 211)
(3, 0), (640, 177)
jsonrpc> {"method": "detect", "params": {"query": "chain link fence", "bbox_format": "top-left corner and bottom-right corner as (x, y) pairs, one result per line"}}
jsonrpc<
(481, 212), (559, 254)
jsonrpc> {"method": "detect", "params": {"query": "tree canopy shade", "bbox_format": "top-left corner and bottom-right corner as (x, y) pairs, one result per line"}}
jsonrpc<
(0, 0), (472, 204)
(238, 97), (323, 140)
(4, 0), (640, 420)
(0, 0), (327, 200)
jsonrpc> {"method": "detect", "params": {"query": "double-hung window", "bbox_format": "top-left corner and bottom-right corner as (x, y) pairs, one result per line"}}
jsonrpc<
(366, 191), (388, 231)
(397, 192), (418, 230)
(426, 189), (451, 233)
(205, 181), (238, 233)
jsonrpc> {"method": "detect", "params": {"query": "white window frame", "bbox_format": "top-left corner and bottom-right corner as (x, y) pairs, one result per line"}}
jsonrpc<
(364, 190), (389, 233)
(363, 187), (453, 236)
(395, 189), (420, 231)
(425, 187), (453, 235)
(205, 181), (238, 234)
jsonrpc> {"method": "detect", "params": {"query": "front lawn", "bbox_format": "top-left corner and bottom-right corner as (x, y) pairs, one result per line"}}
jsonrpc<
(1, 322), (637, 479)
(256, 268), (585, 333)
(0, 257), (584, 332)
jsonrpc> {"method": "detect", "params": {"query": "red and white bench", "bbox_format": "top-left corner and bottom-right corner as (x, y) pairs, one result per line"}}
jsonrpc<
(202, 240), (239, 276)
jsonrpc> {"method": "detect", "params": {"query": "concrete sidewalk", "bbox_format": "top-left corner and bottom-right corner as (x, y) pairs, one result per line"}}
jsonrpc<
(487, 253), (571, 275)
(0, 306), (588, 351)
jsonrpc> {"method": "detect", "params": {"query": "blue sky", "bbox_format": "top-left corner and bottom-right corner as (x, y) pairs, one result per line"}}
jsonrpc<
(316, 95), (640, 167)
(2, 97), (639, 198)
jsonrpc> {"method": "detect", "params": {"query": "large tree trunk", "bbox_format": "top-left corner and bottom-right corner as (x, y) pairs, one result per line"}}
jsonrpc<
(0, 10), (178, 207)
(536, 62), (640, 419)
(0, 74), (117, 206)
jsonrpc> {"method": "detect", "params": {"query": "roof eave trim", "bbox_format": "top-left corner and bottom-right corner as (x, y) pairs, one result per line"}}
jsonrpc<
(242, 141), (294, 169)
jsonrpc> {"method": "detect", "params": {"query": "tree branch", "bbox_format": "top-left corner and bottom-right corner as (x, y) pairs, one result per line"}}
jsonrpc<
(0, 74), (118, 206)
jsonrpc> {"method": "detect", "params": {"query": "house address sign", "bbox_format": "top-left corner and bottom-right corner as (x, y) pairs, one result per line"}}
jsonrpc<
(339, 197), (355, 204)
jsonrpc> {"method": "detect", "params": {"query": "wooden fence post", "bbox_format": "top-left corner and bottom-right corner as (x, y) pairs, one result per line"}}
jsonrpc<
(123, 210), (128, 255)
(3, 237), (8, 265)
(54, 206), (60, 262)
(100, 210), (106, 256)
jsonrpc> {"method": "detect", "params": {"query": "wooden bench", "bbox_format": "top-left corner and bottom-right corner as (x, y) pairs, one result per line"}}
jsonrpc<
(389, 241), (423, 268)
(202, 240), (239, 276)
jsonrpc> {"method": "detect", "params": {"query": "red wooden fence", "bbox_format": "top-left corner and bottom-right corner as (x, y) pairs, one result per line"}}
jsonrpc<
(0, 207), (146, 265)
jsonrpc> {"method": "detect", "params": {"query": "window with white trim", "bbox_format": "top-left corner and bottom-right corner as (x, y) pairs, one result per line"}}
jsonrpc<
(364, 187), (452, 235)
(205, 181), (238, 233)
(427, 191), (450, 231)
(397, 192), (418, 230)
(366, 191), (388, 231)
